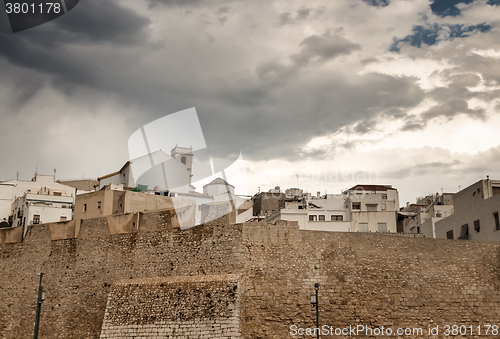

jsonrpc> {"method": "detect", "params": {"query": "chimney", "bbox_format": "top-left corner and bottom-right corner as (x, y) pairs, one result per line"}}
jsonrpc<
(406, 202), (410, 207)
(317, 191), (321, 198)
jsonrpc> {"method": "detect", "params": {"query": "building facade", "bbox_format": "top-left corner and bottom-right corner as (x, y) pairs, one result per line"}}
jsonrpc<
(435, 178), (500, 241)
(266, 184), (400, 233)
(400, 193), (454, 238)
(0, 175), (76, 230)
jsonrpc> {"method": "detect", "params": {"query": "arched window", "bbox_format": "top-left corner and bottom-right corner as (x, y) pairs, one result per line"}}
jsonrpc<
(181, 156), (187, 165)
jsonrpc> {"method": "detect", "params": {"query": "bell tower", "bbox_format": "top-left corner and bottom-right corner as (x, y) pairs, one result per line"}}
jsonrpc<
(171, 145), (193, 183)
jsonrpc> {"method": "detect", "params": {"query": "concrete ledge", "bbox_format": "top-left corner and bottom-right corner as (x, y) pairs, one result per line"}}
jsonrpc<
(0, 226), (23, 244)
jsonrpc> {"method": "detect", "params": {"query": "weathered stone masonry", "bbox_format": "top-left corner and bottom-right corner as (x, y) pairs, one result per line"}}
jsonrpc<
(1, 209), (500, 338)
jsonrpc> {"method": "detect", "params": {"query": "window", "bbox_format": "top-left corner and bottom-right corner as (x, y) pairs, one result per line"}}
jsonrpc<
(436, 212), (442, 217)
(366, 204), (378, 212)
(352, 202), (361, 210)
(319, 215), (325, 221)
(181, 156), (187, 165)
(97, 201), (101, 209)
(119, 204), (123, 212)
(60, 216), (67, 221)
(381, 202), (386, 210)
(83, 204), (87, 212)
(458, 224), (469, 240)
(62, 205), (67, 208)
(33, 215), (40, 225)
(378, 222), (388, 233)
(494, 212), (500, 231)
(53, 192), (62, 196)
(417, 226), (420, 234)
(382, 194), (387, 200)
(447, 230), (454, 239)
(358, 223), (369, 232)
(331, 215), (343, 221)
(309, 215), (317, 221)
(474, 219), (480, 232)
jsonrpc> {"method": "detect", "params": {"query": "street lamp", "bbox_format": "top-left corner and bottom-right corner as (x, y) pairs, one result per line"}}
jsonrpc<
(310, 283), (320, 339)
(34, 273), (45, 339)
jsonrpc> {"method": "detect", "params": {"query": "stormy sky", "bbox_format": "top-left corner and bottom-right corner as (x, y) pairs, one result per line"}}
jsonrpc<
(1, 0), (500, 205)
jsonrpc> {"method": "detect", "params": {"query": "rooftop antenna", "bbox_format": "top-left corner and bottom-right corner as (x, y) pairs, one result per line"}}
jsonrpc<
(35, 157), (39, 177)
(296, 173), (299, 188)
(458, 185), (461, 191)
(16, 172), (19, 180)
(53, 168), (57, 180)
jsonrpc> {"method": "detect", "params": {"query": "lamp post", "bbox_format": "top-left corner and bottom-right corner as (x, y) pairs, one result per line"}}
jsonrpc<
(33, 273), (45, 339)
(310, 283), (320, 339)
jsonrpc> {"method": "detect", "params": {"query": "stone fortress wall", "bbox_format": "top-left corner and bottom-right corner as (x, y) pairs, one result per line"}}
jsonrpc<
(0, 208), (499, 338)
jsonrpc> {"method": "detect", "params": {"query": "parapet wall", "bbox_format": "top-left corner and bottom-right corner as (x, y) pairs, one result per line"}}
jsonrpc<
(0, 210), (499, 339)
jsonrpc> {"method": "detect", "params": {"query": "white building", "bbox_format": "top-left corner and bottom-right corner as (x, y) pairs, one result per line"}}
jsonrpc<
(401, 193), (454, 238)
(98, 148), (192, 193)
(435, 177), (500, 241)
(11, 191), (73, 236)
(98, 148), (250, 226)
(0, 174), (76, 226)
(267, 184), (399, 233)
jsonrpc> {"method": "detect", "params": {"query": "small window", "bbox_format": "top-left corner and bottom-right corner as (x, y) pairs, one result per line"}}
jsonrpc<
(366, 204), (378, 212)
(318, 215), (325, 221)
(53, 192), (62, 196)
(309, 215), (317, 221)
(358, 223), (369, 232)
(417, 226), (420, 234)
(33, 215), (40, 225)
(494, 212), (500, 231)
(447, 230), (454, 239)
(60, 216), (67, 221)
(378, 222), (387, 233)
(474, 219), (480, 232)
(352, 202), (361, 210)
(83, 204), (87, 212)
(436, 212), (442, 217)
(381, 202), (386, 210)
(382, 194), (387, 200)
(97, 201), (101, 209)
(331, 215), (343, 221)
(181, 156), (187, 165)
(62, 205), (67, 208)
(119, 204), (123, 212)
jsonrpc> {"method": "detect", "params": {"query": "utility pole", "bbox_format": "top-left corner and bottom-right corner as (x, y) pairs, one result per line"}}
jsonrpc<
(34, 273), (45, 339)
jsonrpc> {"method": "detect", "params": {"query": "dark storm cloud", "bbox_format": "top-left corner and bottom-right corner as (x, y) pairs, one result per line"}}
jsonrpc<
(255, 31), (361, 87)
(401, 98), (485, 132)
(0, 0), (150, 104)
(278, 6), (325, 26)
(292, 32), (361, 66)
(385, 161), (459, 179)
(203, 71), (425, 161)
(423, 98), (485, 120)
